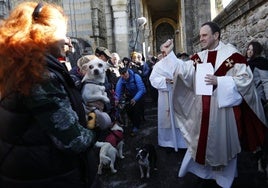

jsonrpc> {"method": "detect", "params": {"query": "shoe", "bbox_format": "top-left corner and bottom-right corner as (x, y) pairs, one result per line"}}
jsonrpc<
(130, 132), (136, 137)
(132, 127), (139, 132)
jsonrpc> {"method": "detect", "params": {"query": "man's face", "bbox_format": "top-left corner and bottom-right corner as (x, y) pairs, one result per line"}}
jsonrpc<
(120, 71), (129, 80)
(98, 54), (109, 62)
(199, 25), (218, 50)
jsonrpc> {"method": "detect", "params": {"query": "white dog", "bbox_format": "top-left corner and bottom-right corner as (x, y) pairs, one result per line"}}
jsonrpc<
(95, 123), (124, 175)
(81, 55), (110, 112)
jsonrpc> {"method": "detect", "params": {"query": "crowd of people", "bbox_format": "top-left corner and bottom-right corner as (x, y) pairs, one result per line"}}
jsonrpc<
(0, 1), (267, 188)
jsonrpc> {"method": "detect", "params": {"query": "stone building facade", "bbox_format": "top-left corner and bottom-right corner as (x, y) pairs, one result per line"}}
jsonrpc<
(1, 0), (267, 59)
(213, 0), (268, 57)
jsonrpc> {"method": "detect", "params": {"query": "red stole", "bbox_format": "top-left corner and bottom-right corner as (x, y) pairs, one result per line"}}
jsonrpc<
(193, 51), (217, 164)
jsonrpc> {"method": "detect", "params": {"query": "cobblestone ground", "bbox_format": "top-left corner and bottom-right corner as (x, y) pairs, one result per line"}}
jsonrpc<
(95, 99), (268, 188)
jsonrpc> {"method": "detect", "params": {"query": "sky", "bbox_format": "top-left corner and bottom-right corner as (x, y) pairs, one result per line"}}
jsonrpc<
(222, 0), (232, 8)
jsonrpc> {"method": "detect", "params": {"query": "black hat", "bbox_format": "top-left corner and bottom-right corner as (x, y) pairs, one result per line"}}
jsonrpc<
(119, 67), (128, 74)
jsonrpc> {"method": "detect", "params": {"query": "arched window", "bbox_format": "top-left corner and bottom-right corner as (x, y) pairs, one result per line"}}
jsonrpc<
(155, 23), (175, 53)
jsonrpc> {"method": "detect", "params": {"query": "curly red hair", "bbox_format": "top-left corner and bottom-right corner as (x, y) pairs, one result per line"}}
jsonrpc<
(0, 2), (67, 97)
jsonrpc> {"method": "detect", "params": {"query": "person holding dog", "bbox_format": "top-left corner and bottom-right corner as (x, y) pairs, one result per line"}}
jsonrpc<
(0, 2), (103, 188)
(115, 67), (146, 136)
(245, 41), (268, 176)
(159, 22), (267, 187)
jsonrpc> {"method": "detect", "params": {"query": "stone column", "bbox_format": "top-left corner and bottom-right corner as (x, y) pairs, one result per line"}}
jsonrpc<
(111, 0), (129, 58)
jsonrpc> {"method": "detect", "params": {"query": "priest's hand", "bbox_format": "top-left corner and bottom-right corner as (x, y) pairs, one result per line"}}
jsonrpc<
(166, 78), (173, 84)
(160, 39), (174, 57)
(205, 74), (217, 85)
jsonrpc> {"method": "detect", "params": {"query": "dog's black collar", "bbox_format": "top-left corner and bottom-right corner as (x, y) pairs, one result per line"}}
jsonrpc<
(83, 80), (105, 86)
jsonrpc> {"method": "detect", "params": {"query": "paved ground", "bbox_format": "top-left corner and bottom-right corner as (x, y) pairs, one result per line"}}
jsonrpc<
(95, 99), (268, 188)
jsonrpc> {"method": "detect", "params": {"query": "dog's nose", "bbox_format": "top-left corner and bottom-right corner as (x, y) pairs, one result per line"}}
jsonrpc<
(94, 69), (99, 75)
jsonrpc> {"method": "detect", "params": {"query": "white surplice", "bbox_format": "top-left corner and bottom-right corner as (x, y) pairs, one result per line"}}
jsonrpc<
(149, 57), (187, 151)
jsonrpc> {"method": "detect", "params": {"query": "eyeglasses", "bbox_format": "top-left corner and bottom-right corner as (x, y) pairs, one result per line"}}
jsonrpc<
(32, 3), (43, 21)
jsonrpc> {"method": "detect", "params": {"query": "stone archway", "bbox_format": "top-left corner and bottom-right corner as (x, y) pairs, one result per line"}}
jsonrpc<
(153, 18), (177, 55)
(155, 23), (175, 53)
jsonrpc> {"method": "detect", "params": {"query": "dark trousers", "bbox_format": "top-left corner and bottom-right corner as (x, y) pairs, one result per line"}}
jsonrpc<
(127, 98), (144, 129)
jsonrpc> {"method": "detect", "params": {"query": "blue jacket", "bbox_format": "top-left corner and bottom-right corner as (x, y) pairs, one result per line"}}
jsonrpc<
(115, 69), (146, 102)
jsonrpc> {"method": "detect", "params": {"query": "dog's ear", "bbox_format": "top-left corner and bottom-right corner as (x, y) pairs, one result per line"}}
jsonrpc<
(87, 112), (96, 129)
(143, 148), (148, 153)
(136, 150), (141, 160)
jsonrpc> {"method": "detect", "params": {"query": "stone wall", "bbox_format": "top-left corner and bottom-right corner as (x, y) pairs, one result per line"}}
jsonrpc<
(193, 0), (268, 57)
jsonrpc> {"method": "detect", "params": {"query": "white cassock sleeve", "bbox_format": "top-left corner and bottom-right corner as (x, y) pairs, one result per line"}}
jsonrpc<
(217, 76), (242, 108)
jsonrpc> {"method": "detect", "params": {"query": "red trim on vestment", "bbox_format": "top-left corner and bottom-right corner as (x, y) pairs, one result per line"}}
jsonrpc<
(196, 96), (211, 164)
(191, 53), (202, 68)
(214, 53), (247, 77)
(239, 101), (266, 151)
(195, 51), (217, 164)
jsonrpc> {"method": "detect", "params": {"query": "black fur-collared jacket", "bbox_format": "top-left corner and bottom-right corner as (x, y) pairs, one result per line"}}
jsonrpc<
(0, 55), (97, 187)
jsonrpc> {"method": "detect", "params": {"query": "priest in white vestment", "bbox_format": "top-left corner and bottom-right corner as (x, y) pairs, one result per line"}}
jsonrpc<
(149, 55), (187, 152)
(159, 22), (267, 188)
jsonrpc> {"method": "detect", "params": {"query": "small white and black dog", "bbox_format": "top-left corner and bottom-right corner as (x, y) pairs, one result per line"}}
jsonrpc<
(257, 152), (268, 178)
(95, 123), (124, 175)
(81, 55), (110, 112)
(254, 148), (268, 179)
(136, 144), (157, 178)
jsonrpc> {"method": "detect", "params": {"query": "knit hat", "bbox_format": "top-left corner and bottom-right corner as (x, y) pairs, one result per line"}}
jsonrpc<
(77, 55), (97, 69)
(95, 109), (112, 130)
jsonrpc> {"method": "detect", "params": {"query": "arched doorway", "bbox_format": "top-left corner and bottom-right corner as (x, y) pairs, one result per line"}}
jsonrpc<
(153, 18), (178, 55)
(155, 22), (175, 53)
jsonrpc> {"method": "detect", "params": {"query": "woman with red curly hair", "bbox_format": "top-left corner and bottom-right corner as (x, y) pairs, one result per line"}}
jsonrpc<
(0, 2), (102, 188)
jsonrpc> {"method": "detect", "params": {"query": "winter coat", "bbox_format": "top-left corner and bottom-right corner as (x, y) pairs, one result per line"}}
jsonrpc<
(115, 69), (146, 102)
(0, 55), (98, 188)
(249, 56), (268, 102)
